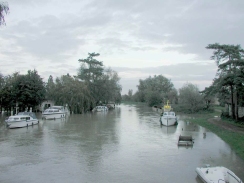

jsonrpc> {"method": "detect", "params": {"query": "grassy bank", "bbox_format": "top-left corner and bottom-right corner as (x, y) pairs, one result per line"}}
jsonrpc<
(186, 109), (244, 160)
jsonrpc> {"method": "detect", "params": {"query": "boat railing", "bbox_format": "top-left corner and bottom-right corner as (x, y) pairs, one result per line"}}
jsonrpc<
(227, 171), (243, 183)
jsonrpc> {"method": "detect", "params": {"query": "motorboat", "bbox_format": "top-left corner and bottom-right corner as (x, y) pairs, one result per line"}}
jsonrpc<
(160, 111), (177, 126)
(93, 106), (108, 112)
(5, 112), (39, 129)
(42, 106), (66, 120)
(196, 166), (243, 183)
(160, 101), (177, 126)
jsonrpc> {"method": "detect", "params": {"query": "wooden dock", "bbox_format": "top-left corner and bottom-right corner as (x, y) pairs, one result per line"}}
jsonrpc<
(178, 135), (194, 146)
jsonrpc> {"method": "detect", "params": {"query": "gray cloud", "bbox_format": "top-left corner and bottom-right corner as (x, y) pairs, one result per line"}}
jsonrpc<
(113, 62), (217, 94)
(0, 0), (242, 95)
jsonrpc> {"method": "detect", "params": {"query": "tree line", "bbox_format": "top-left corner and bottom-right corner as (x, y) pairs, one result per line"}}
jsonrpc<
(122, 75), (205, 113)
(0, 53), (122, 114)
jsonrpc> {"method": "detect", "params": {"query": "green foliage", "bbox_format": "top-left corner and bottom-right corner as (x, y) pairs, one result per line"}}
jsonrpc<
(205, 43), (244, 120)
(48, 74), (95, 113)
(178, 83), (205, 113)
(145, 91), (162, 107)
(78, 52), (103, 82)
(0, 70), (46, 111)
(135, 75), (177, 106)
(77, 53), (122, 106)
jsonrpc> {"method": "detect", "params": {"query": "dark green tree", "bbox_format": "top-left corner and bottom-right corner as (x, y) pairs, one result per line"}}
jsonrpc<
(136, 75), (175, 106)
(178, 83), (204, 113)
(13, 70), (46, 111)
(206, 43), (244, 120)
(45, 75), (57, 105)
(0, 70), (46, 112)
(46, 74), (95, 113)
(78, 53), (104, 104)
(77, 53), (122, 106)
(78, 52), (103, 83)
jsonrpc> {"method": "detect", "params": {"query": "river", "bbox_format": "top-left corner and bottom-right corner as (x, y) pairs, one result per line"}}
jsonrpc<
(0, 103), (243, 183)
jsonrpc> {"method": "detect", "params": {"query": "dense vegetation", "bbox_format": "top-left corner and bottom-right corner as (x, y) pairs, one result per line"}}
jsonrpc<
(122, 75), (208, 113)
(0, 53), (122, 113)
(202, 44), (244, 121)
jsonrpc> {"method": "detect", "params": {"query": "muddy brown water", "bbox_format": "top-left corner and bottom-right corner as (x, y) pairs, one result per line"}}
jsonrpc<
(0, 103), (243, 183)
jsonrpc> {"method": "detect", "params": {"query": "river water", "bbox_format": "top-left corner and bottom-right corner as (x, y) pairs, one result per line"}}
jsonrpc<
(0, 103), (243, 183)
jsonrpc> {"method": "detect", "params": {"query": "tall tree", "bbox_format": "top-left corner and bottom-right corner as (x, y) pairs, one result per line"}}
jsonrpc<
(206, 43), (244, 119)
(77, 53), (122, 106)
(45, 75), (56, 101)
(78, 52), (103, 83)
(78, 53), (104, 104)
(0, 2), (9, 26)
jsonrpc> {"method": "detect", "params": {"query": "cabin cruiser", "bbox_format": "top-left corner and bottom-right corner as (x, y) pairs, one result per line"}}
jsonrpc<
(196, 166), (243, 183)
(160, 101), (177, 126)
(42, 106), (66, 119)
(160, 111), (177, 126)
(5, 112), (39, 128)
(93, 106), (108, 112)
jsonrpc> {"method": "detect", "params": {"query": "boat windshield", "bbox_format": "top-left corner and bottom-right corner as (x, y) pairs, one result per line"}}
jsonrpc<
(50, 106), (63, 110)
(44, 109), (60, 113)
(163, 112), (175, 116)
(18, 112), (37, 119)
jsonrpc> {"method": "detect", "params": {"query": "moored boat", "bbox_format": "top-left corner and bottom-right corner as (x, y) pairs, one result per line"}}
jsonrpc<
(42, 106), (66, 120)
(5, 112), (39, 129)
(196, 166), (243, 183)
(92, 106), (108, 112)
(160, 101), (177, 126)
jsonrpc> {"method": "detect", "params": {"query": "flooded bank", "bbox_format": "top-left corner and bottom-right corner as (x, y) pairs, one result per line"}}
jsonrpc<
(0, 104), (243, 183)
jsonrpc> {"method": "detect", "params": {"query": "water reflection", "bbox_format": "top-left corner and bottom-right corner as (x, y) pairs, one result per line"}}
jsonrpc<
(0, 104), (243, 183)
(160, 125), (177, 135)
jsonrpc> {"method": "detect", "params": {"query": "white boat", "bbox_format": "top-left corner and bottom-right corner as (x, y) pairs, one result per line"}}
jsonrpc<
(160, 111), (177, 126)
(5, 112), (39, 129)
(196, 166), (243, 183)
(42, 106), (66, 119)
(160, 101), (177, 126)
(93, 106), (108, 112)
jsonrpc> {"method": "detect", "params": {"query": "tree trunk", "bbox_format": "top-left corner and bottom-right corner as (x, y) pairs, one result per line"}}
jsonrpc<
(235, 90), (238, 121)
(230, 85), (235, 119)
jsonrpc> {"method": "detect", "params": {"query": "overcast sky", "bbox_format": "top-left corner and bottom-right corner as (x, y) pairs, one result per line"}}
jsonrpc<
(1, 0), (244, 94)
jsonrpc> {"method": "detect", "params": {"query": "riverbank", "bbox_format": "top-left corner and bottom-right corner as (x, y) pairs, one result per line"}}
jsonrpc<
(187, 110), (244, 160)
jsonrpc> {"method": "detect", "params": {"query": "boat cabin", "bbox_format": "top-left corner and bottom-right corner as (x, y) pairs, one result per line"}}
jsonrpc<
(7, 116), (30, 121)
(163, 111), (176, 116)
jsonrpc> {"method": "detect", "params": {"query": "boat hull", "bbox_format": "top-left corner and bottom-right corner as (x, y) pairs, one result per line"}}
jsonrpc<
(93, 106), (108, 112)
(196, 166), (243, 183)
(6, 119), (39, 129)
(160, 116), (177, 126)
(42, 113), (66, 120)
